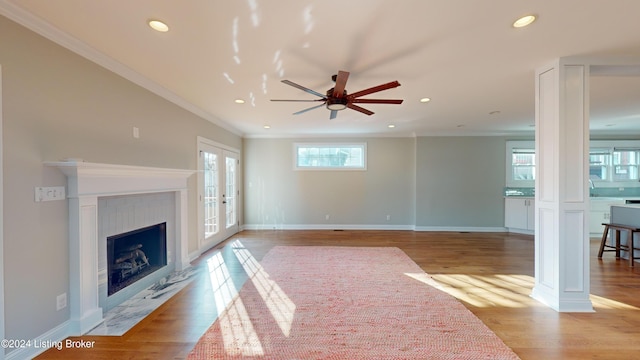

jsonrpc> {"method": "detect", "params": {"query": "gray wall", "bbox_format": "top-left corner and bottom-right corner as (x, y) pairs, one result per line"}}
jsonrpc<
(243, 137), (416, 228)
(243, 136), (508, 230)
(0, 15), (241, 342)
(416, 136), (507, 228)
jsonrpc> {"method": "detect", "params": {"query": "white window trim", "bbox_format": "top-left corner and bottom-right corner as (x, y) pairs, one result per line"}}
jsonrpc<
(505, 140), (535, 187)
(506, 140), (640, 189)
(293, 142), (367, 171)
(590, 140), (640, 185)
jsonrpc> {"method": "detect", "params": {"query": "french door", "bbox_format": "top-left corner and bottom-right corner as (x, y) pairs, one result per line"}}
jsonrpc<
(198, 138), (240, 249)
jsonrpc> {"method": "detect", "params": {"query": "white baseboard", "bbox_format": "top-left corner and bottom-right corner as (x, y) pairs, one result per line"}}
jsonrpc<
(504, 227), (534, 235)
(242, 224), (506, 232)
(414, 226), (508, 233)
(242, 224), (415, 231)
(6, 320), (71, 360)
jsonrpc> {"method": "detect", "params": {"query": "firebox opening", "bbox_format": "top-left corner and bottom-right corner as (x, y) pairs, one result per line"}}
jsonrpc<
(107, 222), (167, 296)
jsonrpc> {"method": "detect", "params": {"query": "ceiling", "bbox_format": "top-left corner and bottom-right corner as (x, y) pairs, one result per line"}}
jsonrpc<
(2, 0), (640, 138)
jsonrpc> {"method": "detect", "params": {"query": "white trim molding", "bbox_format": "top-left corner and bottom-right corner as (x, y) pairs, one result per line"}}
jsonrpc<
(0, 64), (5, 360)
(241, 224), (506, 233)
(45, 161), (194, 335)
(0, 1), (242, 137)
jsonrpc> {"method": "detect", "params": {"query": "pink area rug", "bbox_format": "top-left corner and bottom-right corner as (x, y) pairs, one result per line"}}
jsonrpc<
(188, 245), (520, 359)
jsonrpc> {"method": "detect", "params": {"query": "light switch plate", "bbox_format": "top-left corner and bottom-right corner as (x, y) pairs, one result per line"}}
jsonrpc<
(56, 293), (67, 311)
(35, 186), (66, 202)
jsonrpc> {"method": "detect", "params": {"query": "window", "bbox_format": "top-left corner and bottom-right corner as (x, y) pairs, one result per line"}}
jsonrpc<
(294, 143), (367, 170)
(507, 140), (640, 188)
(589, 141), (640, 183)
(511, 148), (535, 181)
(589, 148), (610, 181)
(505, 141), (535, 187)
(612, 148), (640, 181)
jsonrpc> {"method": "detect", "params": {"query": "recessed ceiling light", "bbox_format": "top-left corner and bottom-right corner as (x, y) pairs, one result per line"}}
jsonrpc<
(234, 99), (245, 104)
(419, 97), (431, 103)
(148, 20), (169, 32)
(263, 125), (271, 129)
(513, 15), (536, 28)
(388, 124), (396, 129)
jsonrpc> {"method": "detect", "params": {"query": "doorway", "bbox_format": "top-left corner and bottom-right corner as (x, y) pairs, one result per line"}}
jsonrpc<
(197, 137), (240, 250)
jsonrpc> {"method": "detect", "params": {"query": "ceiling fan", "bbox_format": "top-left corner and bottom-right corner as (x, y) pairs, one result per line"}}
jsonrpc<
(271, 70), (403, 119)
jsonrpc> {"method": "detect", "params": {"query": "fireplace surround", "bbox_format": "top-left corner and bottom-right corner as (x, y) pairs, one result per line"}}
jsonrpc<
(46, 161), (194, 335)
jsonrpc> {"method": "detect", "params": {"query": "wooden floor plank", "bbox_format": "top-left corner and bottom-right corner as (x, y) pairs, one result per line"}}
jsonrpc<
(35, 230), (640, 359)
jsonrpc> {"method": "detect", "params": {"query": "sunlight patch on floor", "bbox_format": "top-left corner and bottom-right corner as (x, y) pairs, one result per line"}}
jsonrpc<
(231, 240), (296, 336)
(408, 272), (640, 310)
(590, 294), (640, 310)
(207, 252), (264, 356)
(428, 274), (535, 308)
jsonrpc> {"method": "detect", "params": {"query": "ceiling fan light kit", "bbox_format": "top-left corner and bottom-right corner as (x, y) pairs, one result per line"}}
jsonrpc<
(326, 98), (348, 111)
(271, 70), (403, 119)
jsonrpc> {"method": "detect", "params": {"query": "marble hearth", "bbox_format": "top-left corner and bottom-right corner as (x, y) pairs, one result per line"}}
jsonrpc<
(46, 161), (194, 335)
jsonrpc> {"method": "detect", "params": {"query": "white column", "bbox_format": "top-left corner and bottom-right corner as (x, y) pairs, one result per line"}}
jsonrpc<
(531, 58), (593, 312)
(68, 196), (104, 334)
(175, 189), (190, 271)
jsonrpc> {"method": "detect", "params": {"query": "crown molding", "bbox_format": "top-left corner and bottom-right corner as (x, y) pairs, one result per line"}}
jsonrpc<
(0, 1), (243, 137)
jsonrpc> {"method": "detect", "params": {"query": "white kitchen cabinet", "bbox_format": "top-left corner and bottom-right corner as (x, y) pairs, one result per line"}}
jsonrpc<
(505, 197), (535, 233)
(589, 198), (626, 235)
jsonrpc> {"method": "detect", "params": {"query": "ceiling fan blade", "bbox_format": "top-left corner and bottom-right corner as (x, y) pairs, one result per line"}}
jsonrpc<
(351, 99), (404, 104)
(271, 99), (325, 102)
(347, 80), (401, 99)
(281, 80), (326, 98)
(329, 110), (338, 120)
(332, 70), (350, 98)
(347, 103), (374, 116)
(292, 103), (325, 115)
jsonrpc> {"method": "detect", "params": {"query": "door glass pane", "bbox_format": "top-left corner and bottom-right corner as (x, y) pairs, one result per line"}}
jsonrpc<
(225, 156), (236, 228)
(204, 151), (219, 237)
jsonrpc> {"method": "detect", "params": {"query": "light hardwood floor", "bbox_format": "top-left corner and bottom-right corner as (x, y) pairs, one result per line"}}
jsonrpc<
(36, 230), (640, 359)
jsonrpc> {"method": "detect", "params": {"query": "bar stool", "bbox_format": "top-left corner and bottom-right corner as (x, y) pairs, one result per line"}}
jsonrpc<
(598, 223), (640, 267)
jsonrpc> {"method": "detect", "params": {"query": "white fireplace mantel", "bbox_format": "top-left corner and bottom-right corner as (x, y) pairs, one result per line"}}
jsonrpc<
(46, 161), (195, 335)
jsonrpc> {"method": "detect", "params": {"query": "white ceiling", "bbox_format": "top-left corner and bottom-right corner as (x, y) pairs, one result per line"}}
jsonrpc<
(2, 0), (640, 138)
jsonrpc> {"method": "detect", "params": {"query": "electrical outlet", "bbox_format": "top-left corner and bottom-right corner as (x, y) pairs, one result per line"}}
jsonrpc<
(325, 214), (330, 220)
(34, 186), (66, 202)
(133, 126), (140, 139)
(386, 215), (391, 221)
(56, 293), (67, 311)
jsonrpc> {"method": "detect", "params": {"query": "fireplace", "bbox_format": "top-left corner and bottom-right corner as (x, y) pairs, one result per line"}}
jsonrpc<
(46, 160), (194, 335)
(107, 222), (167, 296)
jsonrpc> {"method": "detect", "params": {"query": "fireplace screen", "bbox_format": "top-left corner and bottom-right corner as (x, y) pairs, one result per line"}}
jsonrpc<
(107, 222), (167, 296)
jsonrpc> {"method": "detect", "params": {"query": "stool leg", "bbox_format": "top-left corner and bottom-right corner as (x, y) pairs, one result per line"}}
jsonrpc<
(615, 230), (622, 258)
(598, 225), (610, 258)
(631, 231), (636, 267)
